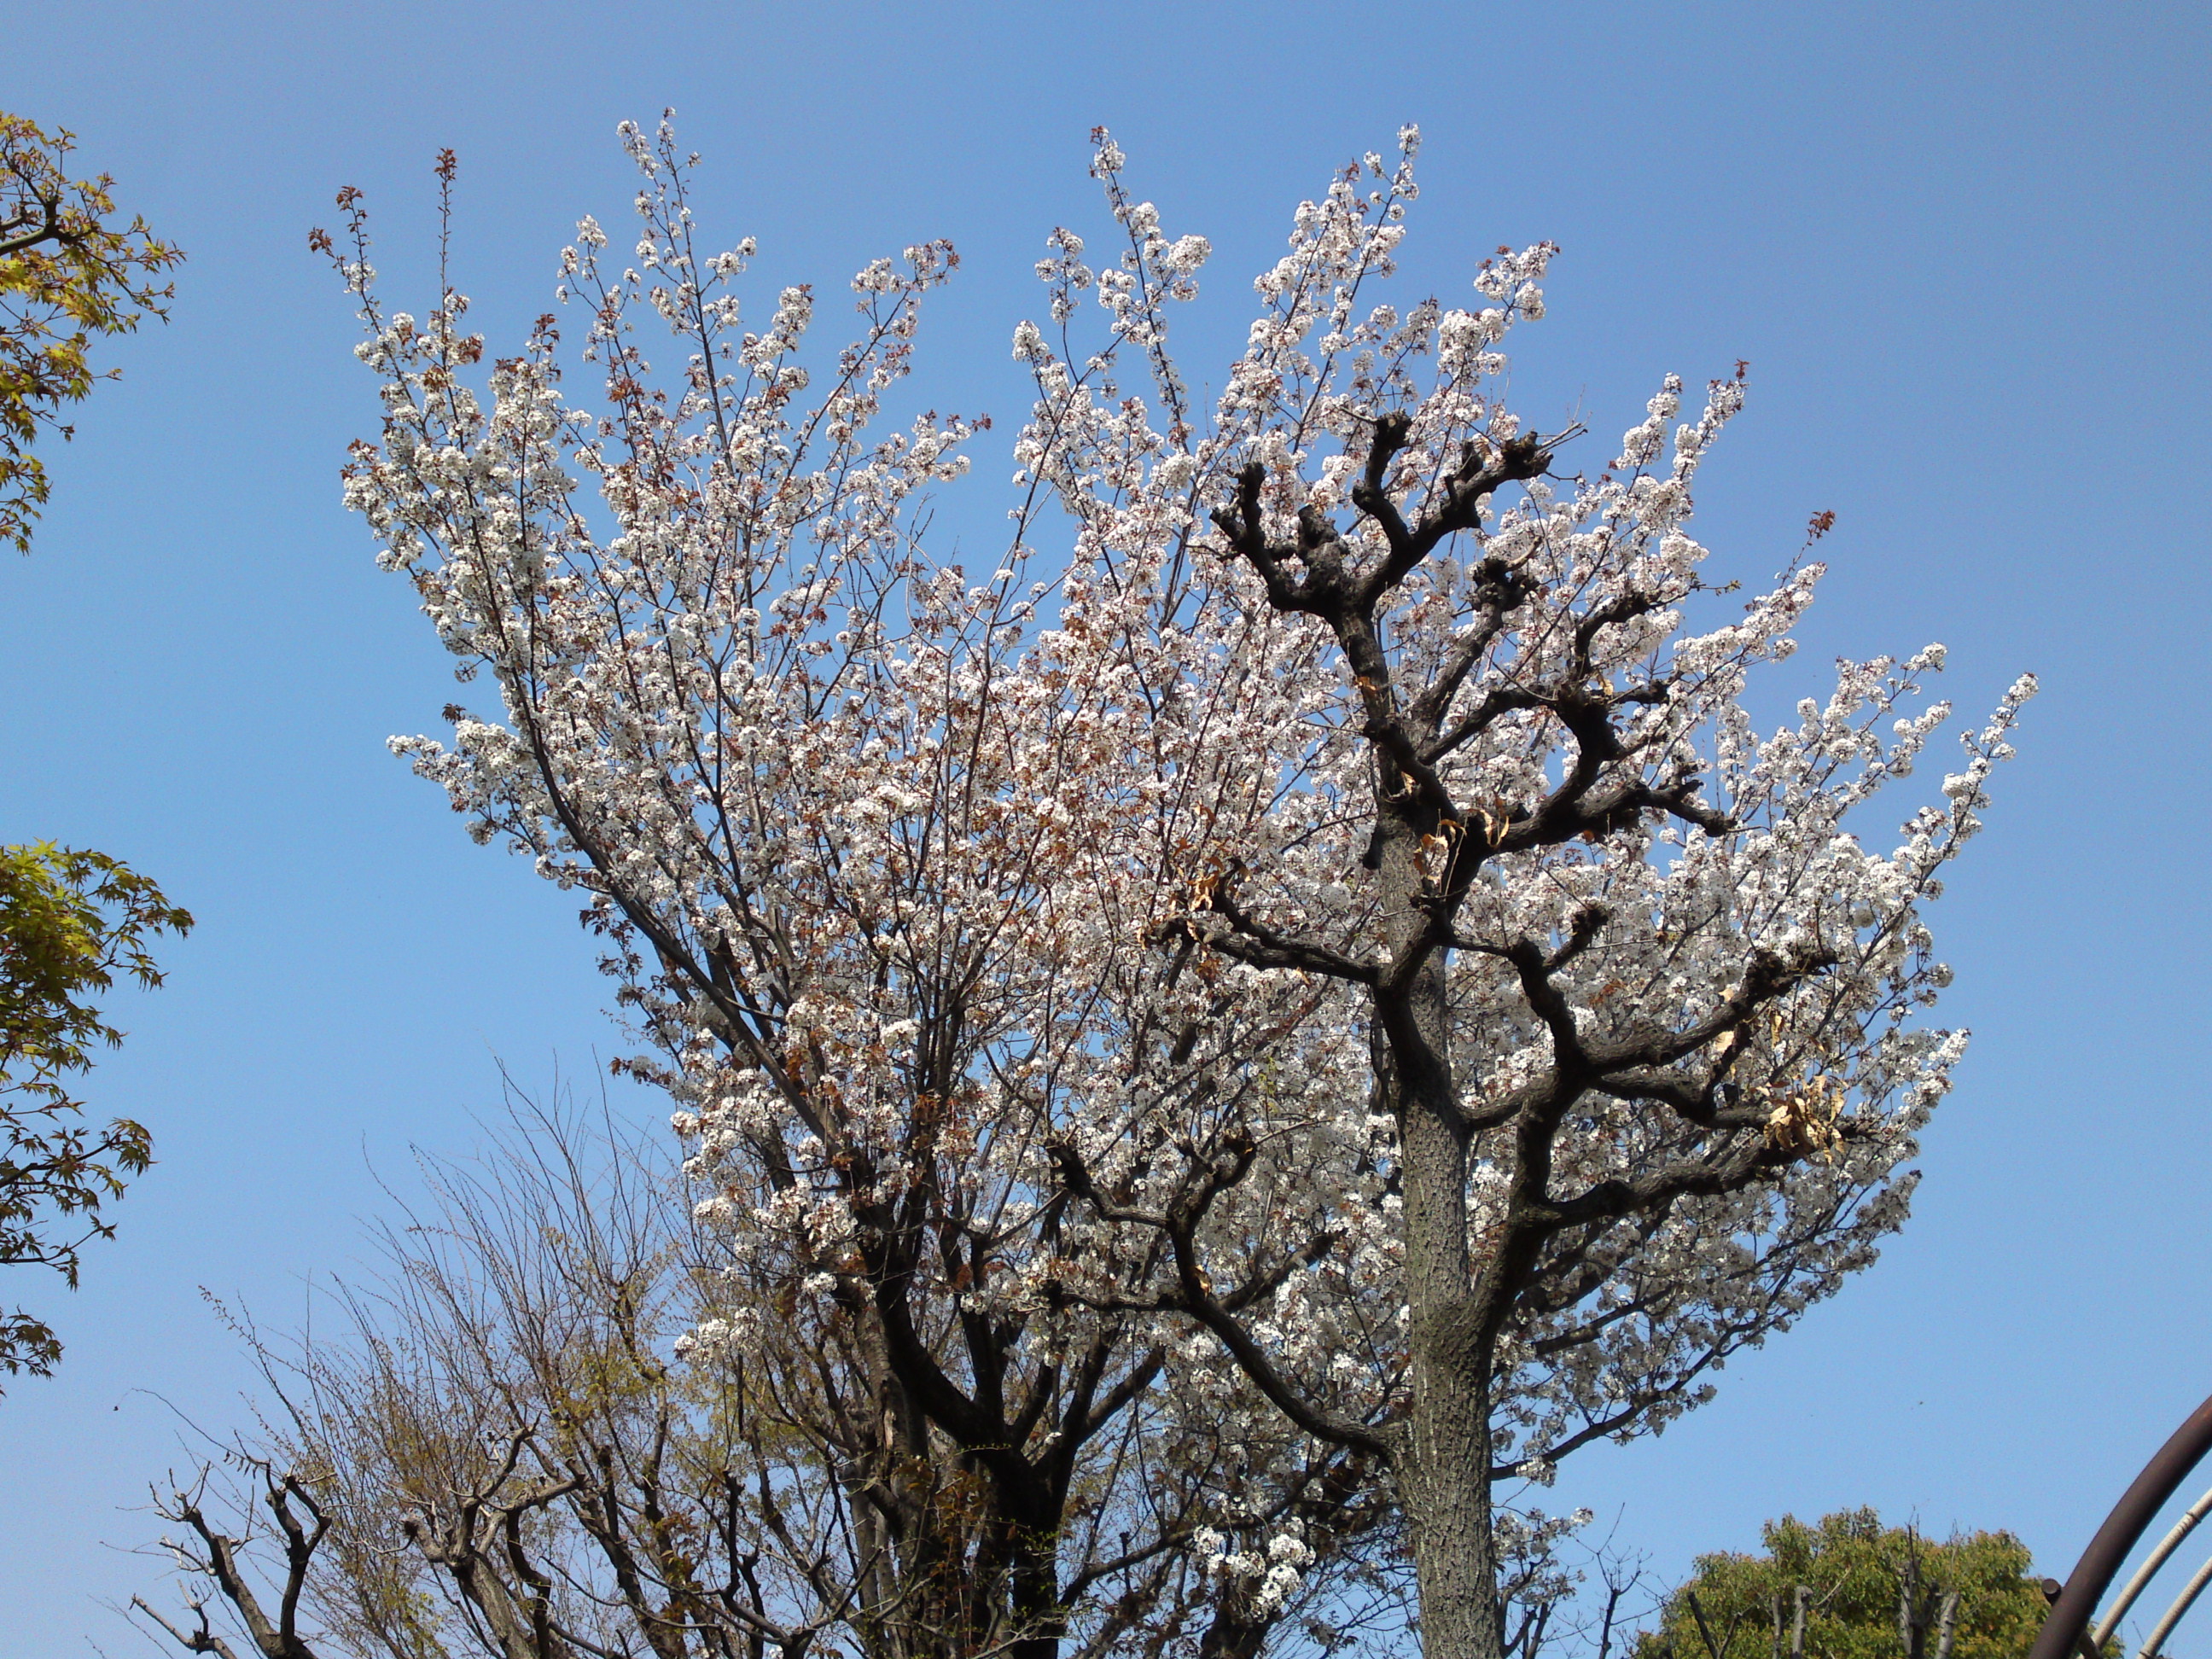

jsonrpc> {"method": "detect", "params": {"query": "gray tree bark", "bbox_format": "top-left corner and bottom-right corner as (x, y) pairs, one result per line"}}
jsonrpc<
(1378, 823), (1505, 1659)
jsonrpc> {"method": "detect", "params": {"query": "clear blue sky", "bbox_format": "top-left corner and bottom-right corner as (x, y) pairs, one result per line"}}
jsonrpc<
(3, 3), (2208, 1652)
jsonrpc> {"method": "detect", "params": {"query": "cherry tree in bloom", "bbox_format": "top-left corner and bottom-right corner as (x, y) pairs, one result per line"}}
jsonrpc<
(325, 130), (1408, 1659)
(328, 119), (2029, 1659)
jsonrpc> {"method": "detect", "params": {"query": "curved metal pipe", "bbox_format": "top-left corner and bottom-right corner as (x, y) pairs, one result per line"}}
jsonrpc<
(2095, 1484), (2212, 1650)
(2029, 1393), (2212, 1659)
(2139, 1550), (2212, 1659)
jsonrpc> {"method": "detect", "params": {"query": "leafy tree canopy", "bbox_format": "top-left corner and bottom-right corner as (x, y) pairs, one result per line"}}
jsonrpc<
(0, 841), (190, 1381)
(1, 116), (187, 1387)
(0, 110), (182, 552)
(1637, 1510), (2053, 1659)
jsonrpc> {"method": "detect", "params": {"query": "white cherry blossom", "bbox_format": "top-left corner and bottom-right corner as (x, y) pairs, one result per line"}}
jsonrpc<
(331, 116), (2029, 1659)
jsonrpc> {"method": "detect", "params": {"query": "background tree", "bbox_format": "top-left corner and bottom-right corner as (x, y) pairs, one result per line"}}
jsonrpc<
(0, 842), (190, 1381)
(1, 114), (189, 1385)
(1635, 1511), (2054, 1659)
(329, 119), (2027, 1659)
(0, 110), (182, 553)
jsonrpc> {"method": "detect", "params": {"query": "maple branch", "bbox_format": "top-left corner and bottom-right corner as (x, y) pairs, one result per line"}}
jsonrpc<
(0, 188), (61, 259)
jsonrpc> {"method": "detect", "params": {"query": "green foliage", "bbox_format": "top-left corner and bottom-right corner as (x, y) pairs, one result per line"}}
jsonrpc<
(0, 118), (189, 1387)
(0, 841), (190, 1380)
(0, 111), (183, 552)
(1637, 1510), (2053, 1659)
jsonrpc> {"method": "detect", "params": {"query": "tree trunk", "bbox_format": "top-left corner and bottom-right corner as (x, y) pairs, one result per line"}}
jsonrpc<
(1396, 1345), (1504, 1659)
(1933, 1591), (1961, 1659)
(1378, 815), (1505, 1659)
(1006, 1520), (1064, 1659)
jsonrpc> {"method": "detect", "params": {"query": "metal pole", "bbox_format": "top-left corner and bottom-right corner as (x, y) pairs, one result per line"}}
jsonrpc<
(2029, 1393), (2212, 1659)
(2138, 1551), (2212, 1659)
(2096, 1484), (2212, 1650)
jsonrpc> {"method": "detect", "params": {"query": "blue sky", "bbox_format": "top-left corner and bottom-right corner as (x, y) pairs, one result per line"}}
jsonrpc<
(3, 3), (2209, 1652)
